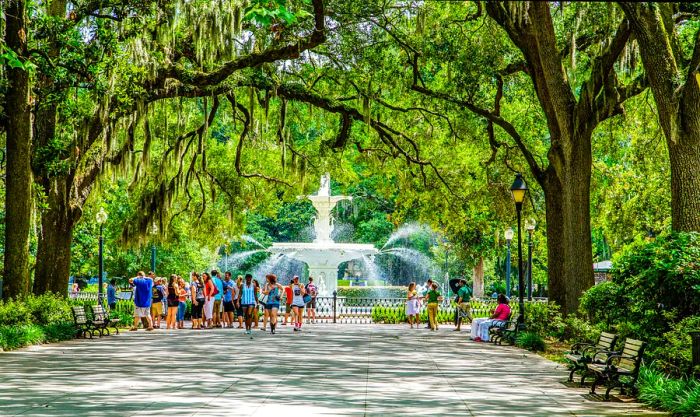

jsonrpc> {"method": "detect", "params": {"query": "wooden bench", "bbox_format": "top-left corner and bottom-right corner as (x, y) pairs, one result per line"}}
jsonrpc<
(72, 306), (96, 339)
(566, 331), (618, 385)
(589, 338), (646, 400)
(91, 305), (121, 336)
(488, 313), (515, 345)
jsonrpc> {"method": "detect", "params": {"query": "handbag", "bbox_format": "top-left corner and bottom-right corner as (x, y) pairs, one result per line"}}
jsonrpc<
(259, 293), (269, 304)
(303, 294), (312, 304)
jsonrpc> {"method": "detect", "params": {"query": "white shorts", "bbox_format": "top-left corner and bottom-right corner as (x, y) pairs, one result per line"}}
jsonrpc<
(135, 307), (150, 318)
(204, 299), (214, 319)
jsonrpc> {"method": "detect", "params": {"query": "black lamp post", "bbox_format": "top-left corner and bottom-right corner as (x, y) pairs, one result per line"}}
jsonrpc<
(510, 173), (528, 328)
(504, 228), (513, 298)
(150, 222), (158, 274)
(525, 218), (536, 301)
(96, 208), (108, 305)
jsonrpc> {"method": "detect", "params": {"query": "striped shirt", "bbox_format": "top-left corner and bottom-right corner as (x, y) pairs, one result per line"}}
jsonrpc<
(241, 283), (256, 305)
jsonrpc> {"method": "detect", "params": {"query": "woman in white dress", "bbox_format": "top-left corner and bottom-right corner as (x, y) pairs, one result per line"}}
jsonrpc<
(406, 282), (420, 328)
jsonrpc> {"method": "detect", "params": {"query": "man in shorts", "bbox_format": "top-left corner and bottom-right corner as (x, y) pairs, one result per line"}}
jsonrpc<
(130, 271), (154, 331)
(212, 270), (224, 328)
(305, 277), (318, 324)
(222, 272), (235, 328)
(232, 277), (243, 328)
(454, 279), (473, 332)
(150, 275), (165, 328)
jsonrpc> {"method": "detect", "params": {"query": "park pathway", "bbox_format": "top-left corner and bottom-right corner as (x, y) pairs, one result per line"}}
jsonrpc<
(0, 324), (664, 416)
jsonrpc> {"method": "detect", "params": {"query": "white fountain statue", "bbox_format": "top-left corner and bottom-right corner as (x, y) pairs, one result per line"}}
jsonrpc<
(268, 173), (379, 295)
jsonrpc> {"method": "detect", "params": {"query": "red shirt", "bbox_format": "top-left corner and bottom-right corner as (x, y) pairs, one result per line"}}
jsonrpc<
(204, 280), (215, 298)
(493, 304), (511, 321)
(285, 286), (293, 302)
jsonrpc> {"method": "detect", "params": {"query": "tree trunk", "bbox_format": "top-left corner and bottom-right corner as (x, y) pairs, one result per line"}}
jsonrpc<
(33, 183), (75, 295)
(541, 132), (595, 315)
(3, 0), (32, 298)
(472, 257), (484, 298)
(669, 137), (700, 232)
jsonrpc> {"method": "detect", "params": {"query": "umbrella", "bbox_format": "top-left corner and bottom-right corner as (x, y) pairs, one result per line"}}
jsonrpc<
(449, 278), (462, 293)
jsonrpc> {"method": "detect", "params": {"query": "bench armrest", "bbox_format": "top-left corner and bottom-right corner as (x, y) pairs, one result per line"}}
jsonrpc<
(569, 342), (595, 355)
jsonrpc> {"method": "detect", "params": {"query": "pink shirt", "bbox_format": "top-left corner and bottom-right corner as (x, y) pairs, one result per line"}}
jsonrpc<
(493, 304), (511, 321)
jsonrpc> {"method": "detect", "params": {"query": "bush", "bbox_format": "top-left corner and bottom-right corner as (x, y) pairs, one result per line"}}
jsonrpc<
(337, 286), (407, 299)
(560, 316), (601, 343)
(0, 325), (46, 350)
(578, 281), (627, 327)
(637, 366), (700, 415)
(0, 299), (32, 326)
(42, 322), (77, 342)
(516, 331), (546, 352)
(650, 316), (700, 375)
(371, 305), (454, 324)
(24, 293), (73, 326)
(525, 301), (564, 338)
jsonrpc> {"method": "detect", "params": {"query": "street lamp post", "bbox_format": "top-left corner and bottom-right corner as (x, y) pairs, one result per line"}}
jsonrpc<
(510, 173), (528, 329)
(96, 208), (108, 305)
(504, 227), (514, 298)
(526, 218), (536, 301)
(150, 223), (158, 274)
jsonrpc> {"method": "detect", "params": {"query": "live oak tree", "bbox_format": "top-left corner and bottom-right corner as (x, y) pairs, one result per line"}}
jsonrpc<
(619, 3), (700, 232)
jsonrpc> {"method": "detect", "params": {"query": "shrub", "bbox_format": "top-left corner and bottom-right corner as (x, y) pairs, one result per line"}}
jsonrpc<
(337, 286), (406, 300)
(516, 331), (546, 352)
(650, 316), (700, 375)
(0, 325), (46, 350)
(578, 281), (627, 327)
(42, 322), (77, 342)
(0, 298), (32, 326)
(525, 301), (564, 338)
(24, 293), (73, 326)
(637, 366), (700, 415)
(560, 316), (601, 343)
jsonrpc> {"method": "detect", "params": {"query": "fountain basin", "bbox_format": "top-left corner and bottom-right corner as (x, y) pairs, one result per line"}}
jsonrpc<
(269, 242), (378, 295)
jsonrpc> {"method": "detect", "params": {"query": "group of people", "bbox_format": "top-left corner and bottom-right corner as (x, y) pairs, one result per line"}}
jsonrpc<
(406, 278), (511, 341)
(127, 270), (319, 337)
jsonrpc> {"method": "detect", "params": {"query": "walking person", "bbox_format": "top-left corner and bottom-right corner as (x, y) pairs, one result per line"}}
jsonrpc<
(190, 273), (205, 329)
(222, 272), (235, 328)
(406, 282), (420, 329)
(107, 279), (118, 311)
(454, 279), (473, 332)
(212, 270), (224, 328)
(252, 279), (261, 329)
(423, 279), (434, 328)
(290, 276), (307, 332)
(129, 272), (154, 331)
(283, 280), (294, 325)
(202, 272), (215, 329)
(263, 274), (284, 334)
(424, 282), (443, 331)
(240, 274), (257, 338)
(177, 277), (189, 329)
(305, 277), (318, 324)
(166, 275), (179, 329)
(257, 278), (270, 331)
(234, 276), (244, 328)
(151, 276), (166, 329)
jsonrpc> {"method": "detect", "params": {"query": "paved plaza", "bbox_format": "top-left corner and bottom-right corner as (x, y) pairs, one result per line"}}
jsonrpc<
(0, 324), (663, 416)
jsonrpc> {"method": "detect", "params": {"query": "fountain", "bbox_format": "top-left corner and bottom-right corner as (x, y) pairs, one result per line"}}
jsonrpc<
(268, 173), (379, 295)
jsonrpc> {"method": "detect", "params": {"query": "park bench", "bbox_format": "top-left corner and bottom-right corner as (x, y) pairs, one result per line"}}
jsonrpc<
(91, 304), (121, 336)
(488, 313), (516, 345)
(588, 338), (646, 400)
(72, 305), (97, 339)
(566, 331), (618, 385)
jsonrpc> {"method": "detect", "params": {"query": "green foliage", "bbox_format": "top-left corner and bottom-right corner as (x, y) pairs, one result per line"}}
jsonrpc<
(578, 281), (626, 327)
(370, 305), (453, 324)
(560, 316), (602, 343)
(637, 366), (700, 416)
(515, 331), (546, 352)
(0, 293), (72, 327)
(524, 302), (564, 338)
(337, 286), (406, 300)
(575, 233), (700, 375)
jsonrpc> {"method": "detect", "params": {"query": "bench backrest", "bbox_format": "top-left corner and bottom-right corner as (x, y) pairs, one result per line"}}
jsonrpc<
(618, 338), (646, 372)
(92, 305), (106, 321)
(597, 332), (617, 351)
(72, 306), (88, 325)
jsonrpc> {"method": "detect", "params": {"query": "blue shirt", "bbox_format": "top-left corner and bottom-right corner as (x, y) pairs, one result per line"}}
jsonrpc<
(222, 280), (233, 302)
(107, 285), (117, 305)
(133, 278), (153, 308)
(240, 283), (256, 305)
(213, 277), (224, 301)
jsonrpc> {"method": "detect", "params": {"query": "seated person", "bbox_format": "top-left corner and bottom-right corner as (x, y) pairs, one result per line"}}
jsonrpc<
(471, 294), (511, 342)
